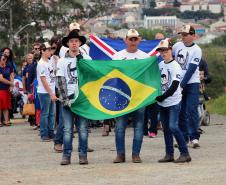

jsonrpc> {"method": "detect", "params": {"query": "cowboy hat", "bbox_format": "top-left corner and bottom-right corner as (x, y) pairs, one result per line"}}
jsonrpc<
(62, 30), (86, 47)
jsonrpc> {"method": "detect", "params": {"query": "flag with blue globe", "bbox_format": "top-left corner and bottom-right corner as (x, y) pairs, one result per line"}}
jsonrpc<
(70, 57), (161, 120)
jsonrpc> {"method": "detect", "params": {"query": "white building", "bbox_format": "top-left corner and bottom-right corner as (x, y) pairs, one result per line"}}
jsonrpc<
(114, 0), (149, 7)
(144, 15), (178, 29)
(180, 2), (222, 14)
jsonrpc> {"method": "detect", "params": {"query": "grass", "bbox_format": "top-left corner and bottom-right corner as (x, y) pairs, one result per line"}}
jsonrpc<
(207, 94), (226, 116)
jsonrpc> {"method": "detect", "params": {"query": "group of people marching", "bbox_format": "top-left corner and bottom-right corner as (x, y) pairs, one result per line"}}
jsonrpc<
(0, 22), (206, 165)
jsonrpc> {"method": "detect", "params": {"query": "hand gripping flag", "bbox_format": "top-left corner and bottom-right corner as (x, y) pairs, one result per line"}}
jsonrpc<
(89, 34), (161, 60)
(70, 56), (161, 120)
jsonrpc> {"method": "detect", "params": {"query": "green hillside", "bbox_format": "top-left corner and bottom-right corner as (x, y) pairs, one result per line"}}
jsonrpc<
(207, 94), (226, 116)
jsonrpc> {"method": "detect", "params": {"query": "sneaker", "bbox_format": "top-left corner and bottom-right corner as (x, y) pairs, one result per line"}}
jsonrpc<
(191, 139), (200, 148)
(32, 125), (39, 130)
(148, 132), (157, 138)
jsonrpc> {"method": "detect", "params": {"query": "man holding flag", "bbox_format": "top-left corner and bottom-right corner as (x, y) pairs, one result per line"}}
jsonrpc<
(112, 29), (150, 163)
(56, 30), (91, 165)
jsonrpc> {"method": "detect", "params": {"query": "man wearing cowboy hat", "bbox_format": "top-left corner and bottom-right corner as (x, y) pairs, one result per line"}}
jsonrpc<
(59, 21), (89, 58)
(56, 30), (91, 165)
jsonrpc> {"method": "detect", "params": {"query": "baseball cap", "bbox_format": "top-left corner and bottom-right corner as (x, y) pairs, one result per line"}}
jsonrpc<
(126, 29), (140, 38)
(69, 22), (80, 31)
(178, 25), (195, 35)
(40, 42), (51, 50)
(156, 39), (173, 51)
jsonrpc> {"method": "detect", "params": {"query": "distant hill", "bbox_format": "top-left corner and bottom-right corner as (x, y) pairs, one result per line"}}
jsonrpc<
(207, 94), (226, 116)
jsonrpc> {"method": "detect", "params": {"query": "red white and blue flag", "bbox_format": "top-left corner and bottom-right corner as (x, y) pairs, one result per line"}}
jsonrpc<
(89, 34), (161, 60)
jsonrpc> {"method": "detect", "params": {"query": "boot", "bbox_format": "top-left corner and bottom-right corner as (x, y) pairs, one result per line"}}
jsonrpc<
(158, 154), (174, 163)
(113, 154), (125, 163)
(79, 155), (88, 165)
(132, 154), (142, 163)
(78, 147), (94, 152)
(87, 147), (94, 152)
(102, 124), (110, 136)
(60, 156), (71, 165)
(54, 144), (63, 153)
(174, 154), (192, 163)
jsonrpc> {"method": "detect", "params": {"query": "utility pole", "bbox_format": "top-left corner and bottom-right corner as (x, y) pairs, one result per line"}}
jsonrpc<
(9, 1), (13, 48)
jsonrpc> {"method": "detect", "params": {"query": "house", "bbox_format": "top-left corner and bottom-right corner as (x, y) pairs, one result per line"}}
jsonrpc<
(144, 15), (178, 29)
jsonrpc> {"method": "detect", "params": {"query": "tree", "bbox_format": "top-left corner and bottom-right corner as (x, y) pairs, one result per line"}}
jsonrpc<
(173, 0), (181, 7)
(149, 0), (156, 8)
(137, 28), (167, 40)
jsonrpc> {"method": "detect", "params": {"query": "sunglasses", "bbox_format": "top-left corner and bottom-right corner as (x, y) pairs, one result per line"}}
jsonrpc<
(180, 33), (190, 37)
(159, 48), (170, 53)
(129, 37), (138, 42)
(51, 47), (56, 50)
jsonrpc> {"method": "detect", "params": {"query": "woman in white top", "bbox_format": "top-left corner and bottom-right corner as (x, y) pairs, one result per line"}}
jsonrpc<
(37, 42), (57, 141)
(155, 39), (191, 163)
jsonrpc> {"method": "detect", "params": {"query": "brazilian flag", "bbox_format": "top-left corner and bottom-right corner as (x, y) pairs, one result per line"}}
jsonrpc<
(70, 56), (161, 120)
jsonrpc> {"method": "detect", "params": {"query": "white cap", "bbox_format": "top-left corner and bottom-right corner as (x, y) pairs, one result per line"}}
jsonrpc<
(43, 42), (51, 49)
(69, 22), (80, 31)
(126, 29), (139, 38)
(155, 39), (172, 51)
(178, 25), (195, 34)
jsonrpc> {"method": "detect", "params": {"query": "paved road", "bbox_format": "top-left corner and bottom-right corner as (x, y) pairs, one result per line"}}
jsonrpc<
(0, 114), (226, 185)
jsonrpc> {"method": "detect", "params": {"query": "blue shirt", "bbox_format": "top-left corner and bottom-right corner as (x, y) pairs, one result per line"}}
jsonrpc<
(0, 65), (13, 90)
(27, 61), (38, 92)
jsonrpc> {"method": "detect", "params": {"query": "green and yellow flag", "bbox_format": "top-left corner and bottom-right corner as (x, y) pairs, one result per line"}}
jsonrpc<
(70, 56), (161, 120)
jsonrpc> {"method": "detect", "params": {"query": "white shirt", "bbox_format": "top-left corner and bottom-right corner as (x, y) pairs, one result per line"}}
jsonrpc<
(158, 60), (182, 107)
(173, 41), (202, 84)
(37, 58), (56, 94)
(112, 49), (150, 60)
(56, 53), (91, 96)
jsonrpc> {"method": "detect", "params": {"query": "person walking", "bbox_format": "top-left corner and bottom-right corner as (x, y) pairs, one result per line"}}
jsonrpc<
(156, 39), (191, 163)
(173, 25), (202, 148)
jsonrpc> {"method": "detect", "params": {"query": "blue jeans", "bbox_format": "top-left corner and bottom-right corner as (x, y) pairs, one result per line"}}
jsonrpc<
(179, 83), (200, 142)
(115, 107), (145, 155)
(38, 93), (55, 139)
(159, 102), (189, 156)
(63, 107), (89, 158)
(54, 103), (64, 145)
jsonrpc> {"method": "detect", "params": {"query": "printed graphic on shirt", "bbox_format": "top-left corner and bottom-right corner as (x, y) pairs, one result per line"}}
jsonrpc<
(160, 68), (171, 92)
(194, 58), (200, 63)
(176, 49), (189, 70)
(48, 67), (55, 83)
(67, 62), (78, 84)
